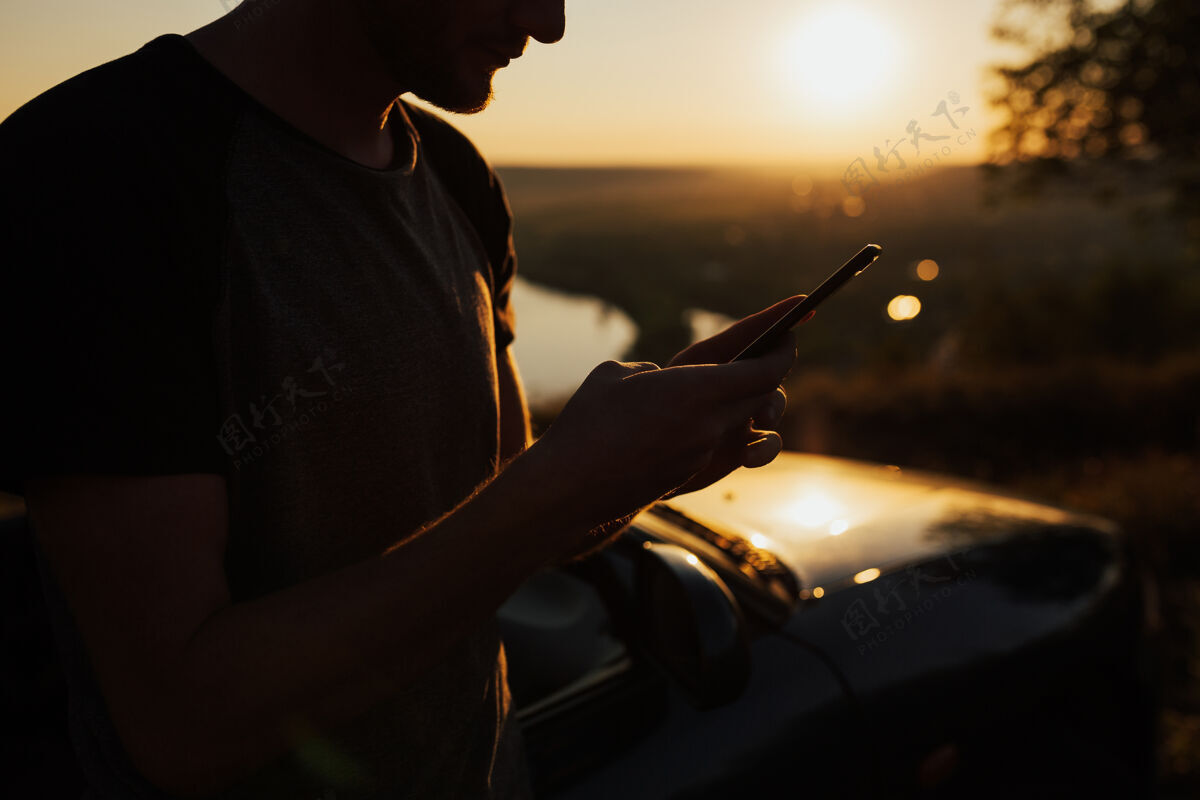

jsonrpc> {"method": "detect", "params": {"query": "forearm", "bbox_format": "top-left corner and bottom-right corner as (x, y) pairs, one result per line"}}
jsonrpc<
(138, 446), (576, 795)
(556, 511), (641, 564)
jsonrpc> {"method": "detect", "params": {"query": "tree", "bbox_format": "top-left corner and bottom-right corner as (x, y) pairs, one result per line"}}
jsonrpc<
(988, 0), (1200, 239)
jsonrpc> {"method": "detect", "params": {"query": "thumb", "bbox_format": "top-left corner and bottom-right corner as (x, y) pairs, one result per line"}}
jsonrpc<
(669, 294), (806, 367)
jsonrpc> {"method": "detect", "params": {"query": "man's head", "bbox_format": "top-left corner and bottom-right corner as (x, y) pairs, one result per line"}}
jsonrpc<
(349, 0), (565, 114)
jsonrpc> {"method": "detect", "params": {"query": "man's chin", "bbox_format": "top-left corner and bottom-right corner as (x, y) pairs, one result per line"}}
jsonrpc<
(413, 75), (495, 115)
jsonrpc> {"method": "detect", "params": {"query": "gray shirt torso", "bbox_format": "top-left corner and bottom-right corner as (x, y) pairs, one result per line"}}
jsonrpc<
(18, 34), (529, 800)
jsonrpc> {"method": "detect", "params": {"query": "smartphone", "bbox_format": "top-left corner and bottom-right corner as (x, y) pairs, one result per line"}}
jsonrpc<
(731, 243), (883, 362)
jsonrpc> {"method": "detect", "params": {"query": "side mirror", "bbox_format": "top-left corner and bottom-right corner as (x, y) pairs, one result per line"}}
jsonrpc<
(635, 542), (751, 709)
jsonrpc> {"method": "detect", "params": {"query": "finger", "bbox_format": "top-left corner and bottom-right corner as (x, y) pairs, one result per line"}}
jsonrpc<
(753, 387), (787, 429)
(741, 432), (783, 469)
(614, 360), (660, 376)
(713, 389), (787, 442)
(667, 333), (796, 404)
(668, 294), (806, 366)
(589, 359), (659, 382)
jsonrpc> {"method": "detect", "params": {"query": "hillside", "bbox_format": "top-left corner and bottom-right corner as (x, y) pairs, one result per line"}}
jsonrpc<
(496, 163), (1195, 367)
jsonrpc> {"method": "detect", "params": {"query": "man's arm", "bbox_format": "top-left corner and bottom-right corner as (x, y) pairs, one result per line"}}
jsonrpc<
(27, 349), (542, 797)
(497, 346), (635, 560)
(26, 454), (577, 797)
(27, 299), (799, 797)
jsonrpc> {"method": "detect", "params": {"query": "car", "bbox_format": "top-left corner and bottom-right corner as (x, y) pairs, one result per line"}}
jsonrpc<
(498, 452), (1157, 798)
(1, 452), (1156, 798)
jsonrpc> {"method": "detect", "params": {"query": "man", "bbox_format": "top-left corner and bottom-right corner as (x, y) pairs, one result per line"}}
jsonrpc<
(0, 1), (798, 797)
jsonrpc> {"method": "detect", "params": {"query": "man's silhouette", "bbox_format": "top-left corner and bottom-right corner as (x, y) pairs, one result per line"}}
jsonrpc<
(1, 1), (799, 796)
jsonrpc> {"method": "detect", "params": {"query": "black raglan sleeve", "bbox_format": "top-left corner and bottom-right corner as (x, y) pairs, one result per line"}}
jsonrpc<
(486, 173), (518, 351)
(403, 101), (519, 350)
(0, 63), (227, 497)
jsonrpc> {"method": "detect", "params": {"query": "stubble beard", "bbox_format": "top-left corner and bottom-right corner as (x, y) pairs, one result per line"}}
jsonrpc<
(406, 57), (496, 114)
(352, 0), (495, 114)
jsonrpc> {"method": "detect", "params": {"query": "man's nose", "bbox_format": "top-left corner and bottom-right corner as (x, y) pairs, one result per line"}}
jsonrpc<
(510, 0), (566, 44)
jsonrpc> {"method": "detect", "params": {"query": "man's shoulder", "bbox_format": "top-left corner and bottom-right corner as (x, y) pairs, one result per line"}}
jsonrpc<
(401, 100), (509, 204)
(402, 101), (492, 174)
(400, 100), (516, 305)
(1, 35), (238, 174)
(5, 39), (145, 142)
(402, 99), (512, 226)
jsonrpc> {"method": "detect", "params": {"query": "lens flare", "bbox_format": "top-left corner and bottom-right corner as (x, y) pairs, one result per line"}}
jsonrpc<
(887, 295), (922, 321)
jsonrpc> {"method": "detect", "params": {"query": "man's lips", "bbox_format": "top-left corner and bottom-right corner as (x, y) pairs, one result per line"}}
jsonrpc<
(479, 41), (526, 64)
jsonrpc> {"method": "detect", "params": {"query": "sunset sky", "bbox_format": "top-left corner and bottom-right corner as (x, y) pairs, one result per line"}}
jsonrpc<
(0, 0), (1030, 170)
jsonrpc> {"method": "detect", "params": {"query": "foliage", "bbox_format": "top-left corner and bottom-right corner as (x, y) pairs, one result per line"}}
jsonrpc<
(988, 0), (1200, 235)
(779, 353), (1200, 482)
(502, 165), (1195, 370)
(991, 0), (1200, 163)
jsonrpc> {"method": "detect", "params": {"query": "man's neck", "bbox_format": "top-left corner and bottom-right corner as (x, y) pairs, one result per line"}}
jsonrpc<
(186, 0), (409, 170)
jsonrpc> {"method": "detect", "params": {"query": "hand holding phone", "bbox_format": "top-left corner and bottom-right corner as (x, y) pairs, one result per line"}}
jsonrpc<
(731, 244), (882, 362)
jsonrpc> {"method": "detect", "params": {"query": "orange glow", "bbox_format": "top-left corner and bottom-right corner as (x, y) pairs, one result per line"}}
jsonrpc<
(916, 259), (939, 281)
(853, 567), (881, 585)
(779, 5), (900, 107)
(783, 491), (843, 528)
(887, 295), (922, 321)
(1, 1), (1007, 168)
(811, 586), (825, 599)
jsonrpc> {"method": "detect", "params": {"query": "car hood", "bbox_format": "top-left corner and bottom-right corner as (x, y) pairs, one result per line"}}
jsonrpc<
(662, 452), (1118, 593)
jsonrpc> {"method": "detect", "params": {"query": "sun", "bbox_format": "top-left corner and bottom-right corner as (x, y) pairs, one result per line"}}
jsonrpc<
(780, 5), (900, 110)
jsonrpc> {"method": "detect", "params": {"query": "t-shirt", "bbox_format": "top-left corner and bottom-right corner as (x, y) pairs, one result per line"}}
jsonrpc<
(1, 33), (530, 799)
